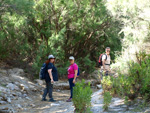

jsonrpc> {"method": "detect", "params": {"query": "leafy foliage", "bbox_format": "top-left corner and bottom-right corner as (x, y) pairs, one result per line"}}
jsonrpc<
(103, 52), (150, 102)
(0, 0), (122, 76)
(106, 0), (150, 73)
(103, 91), (112, 111)
(72, 79), (92, 113)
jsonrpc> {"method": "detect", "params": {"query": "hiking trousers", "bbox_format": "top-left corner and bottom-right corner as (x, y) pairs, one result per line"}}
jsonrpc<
(68, 78), (75, 98)
(43, 82), (53, 99)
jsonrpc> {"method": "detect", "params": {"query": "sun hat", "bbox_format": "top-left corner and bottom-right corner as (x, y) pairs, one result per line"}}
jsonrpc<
(48, 55), (55, 59)
(69, 56), (75, 60)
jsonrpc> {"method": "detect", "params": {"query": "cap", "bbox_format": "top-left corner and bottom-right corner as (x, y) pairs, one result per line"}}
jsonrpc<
(69, 56), (75, 60)
(48, 55), (55, 59)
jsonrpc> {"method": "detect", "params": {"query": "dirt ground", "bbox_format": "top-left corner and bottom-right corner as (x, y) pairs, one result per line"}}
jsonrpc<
(22, 90), (74, 113)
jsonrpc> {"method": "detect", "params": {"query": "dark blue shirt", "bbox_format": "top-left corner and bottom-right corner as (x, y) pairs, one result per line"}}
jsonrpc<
(45, 63), (58, 83)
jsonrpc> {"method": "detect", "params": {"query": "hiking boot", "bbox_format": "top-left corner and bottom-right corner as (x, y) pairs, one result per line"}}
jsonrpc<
(49, 98), (56, 102)
(41, 98), (47, 101)
(66, 98), (72, 102)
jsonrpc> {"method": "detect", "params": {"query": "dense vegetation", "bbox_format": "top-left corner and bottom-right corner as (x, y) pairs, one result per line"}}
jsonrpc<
(0, 0), (122, 77)
(102, 0), (150, 110)
(102, 52), (150, 110)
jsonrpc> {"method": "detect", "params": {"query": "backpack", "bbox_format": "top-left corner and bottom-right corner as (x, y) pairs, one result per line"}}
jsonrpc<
(39, 63), (47, 80)
(98, 54), (107, 66)
(73, 63), (80, 76)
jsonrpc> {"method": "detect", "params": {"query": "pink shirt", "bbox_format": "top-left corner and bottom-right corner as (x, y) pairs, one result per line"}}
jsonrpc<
(68, 63), (78, 79)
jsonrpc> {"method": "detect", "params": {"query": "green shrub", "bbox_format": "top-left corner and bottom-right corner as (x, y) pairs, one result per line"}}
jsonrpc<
(103, 52), (150, 103)
(103, 91), (112, 111)
(72, 79), (92, 113)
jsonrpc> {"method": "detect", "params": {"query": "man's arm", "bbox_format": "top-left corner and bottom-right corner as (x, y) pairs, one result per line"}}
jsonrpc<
(103, 60), (106, 71)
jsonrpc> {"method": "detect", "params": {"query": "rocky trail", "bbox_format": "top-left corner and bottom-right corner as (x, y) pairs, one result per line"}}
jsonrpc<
(0, 68), (150, 113)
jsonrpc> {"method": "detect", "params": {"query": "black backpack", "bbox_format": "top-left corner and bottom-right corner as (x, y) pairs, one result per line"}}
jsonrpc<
(39, 63), (47, 80)
(98, 54), (107, 66)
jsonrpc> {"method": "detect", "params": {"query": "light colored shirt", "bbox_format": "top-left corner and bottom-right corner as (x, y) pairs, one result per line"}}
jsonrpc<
(102, 54), (111, 71)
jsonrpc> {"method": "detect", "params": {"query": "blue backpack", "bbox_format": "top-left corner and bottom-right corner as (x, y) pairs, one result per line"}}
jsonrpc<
(39, 63), (47, 80)
(73, 63), (80, 76)
(77, 67), (80, 76)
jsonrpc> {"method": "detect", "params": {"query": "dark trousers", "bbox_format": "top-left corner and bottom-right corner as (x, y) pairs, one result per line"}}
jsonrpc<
(42, 82), (53, 99)
(68, 78), (75, 98)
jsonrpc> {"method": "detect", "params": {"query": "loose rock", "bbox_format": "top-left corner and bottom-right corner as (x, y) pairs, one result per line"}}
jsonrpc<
(7, 98), (11, 103)
(6, 83), (19, 90)
(16, 104), (22, 109)
(35, 79), (43, 85)
(96, 84), (102, 89)
(0, 101), (7, 104)
(30, 104), (36, 108)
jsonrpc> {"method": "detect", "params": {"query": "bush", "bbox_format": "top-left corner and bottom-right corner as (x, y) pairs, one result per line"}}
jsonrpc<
(103, 52), (150, 102)
(72, 79), (92, 113)
(103, 91), (112, 111)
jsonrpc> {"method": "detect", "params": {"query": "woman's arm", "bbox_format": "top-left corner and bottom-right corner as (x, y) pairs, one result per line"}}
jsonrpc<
(73, 70), (77, 83)
(48, 69), (54, 83)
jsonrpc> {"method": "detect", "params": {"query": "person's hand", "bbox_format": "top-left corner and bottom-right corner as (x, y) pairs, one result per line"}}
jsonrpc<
(73, 79), (76, 84)
(51, 79), (54, 84)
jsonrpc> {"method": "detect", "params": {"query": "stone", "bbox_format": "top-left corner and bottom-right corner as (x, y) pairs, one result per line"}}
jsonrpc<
(16, 104), (23, 109)
(25, 97), (32, 101)
(145, 108), (150, 113)
(53, 81), (70, 90)
(19, 84), (29, 91)
(35, 79), (43, 85)
(19, 84), (25, 90)
(14, 82), (20, 86)
(30, 104), (35, 108)
(108, 108), (124, 112)
(2, 107), (9, 110)
(0, 86), (7, 92)
(0, 93), (8, 101)
(6, 83), (19, 90)
(51, 103), (60, 106)
(7, 97), (11, 103)
(97, 84), (102, 89)
(0, 97), (3, 101)
(57, 89), (61, 92)
(18, 97), (22, 100)
(129, 107), (134, 110)
(85, 79), (100, 86)
(0, 69), (7, 75)
(0, 101), (7, 104)
(121, 105), (127, 108)
(17, 92), (22, 97)
(8, 68), (24, 77)
(12, 93), (17, 96)
(31, 88), (37, 92)
(23, 94), (27, 97)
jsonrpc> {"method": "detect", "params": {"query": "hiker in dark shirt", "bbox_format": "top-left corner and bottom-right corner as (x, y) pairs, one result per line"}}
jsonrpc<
(42, 55), (58, 102)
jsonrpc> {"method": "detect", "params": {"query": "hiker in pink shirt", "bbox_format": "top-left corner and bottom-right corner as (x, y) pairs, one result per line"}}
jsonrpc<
(66, 56), (78, 102)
